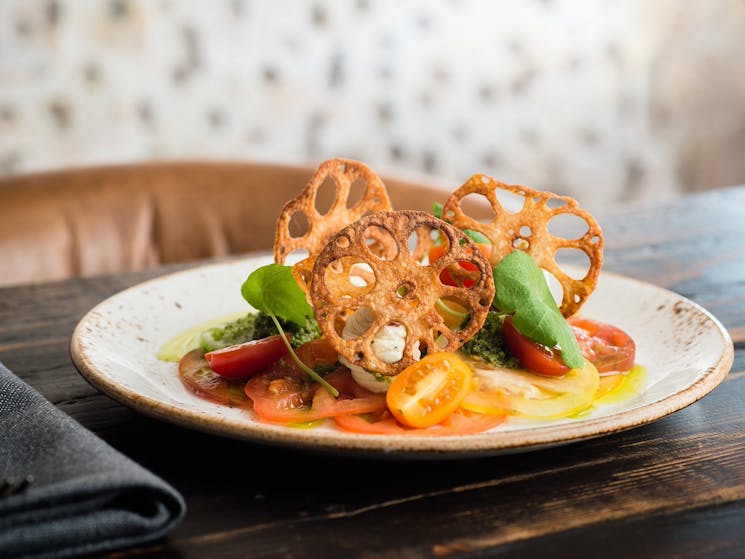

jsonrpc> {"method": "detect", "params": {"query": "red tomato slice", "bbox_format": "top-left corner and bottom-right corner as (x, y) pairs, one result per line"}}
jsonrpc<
(568, 317), (636, 372)
(502, 316), (570, 377)
(244, 368), (386, 423)
(286, 338), (339, 373)
(178, 349), (253, 409)
(205, 334), (289, 378)
(333, 408), (505, 436)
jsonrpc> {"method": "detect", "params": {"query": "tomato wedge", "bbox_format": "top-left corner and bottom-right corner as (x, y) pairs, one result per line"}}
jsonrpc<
(333, 408), (505, 436)
(178, 349), (253, 409)
(386, 352), (473, 428)
(466, 360), (600, 419)
(205, 334), (289, 378)
(568, 317), (636, 372)
(502, 316), (570, 377)
(244, 368), (386, 423)
(429, 243), (492, 288)
(286, 338), (339, 373)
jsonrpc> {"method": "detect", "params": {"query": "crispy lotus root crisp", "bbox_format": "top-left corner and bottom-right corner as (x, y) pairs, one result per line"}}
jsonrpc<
(441, 174), (603, 317)
(309, 210), (495, 376)
(274, 158), (393, 291)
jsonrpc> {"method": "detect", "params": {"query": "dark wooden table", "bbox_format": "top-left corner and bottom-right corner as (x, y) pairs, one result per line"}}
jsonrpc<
(2, 186), (744, 558)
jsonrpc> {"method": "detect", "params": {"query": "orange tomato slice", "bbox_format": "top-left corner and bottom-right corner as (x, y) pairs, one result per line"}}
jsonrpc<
(333, 408), (505, 436)
(386, 352), (473, 428)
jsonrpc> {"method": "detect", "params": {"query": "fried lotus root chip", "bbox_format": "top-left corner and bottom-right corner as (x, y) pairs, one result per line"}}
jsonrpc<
(274, 158), (393, 291)
(441, 174), (603, 317)
(309, 210), (495, 376)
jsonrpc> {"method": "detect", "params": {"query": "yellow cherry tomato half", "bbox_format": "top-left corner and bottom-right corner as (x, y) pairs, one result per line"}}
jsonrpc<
(386, 352), (473, 428)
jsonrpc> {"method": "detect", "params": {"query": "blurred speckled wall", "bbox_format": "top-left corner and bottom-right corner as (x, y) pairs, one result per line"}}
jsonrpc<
(1, 0), (745, 209)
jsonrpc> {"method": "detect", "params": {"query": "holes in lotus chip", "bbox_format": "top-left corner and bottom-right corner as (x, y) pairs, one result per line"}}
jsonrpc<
(437, 258), (482, 289)
(432, 330), (450, 349)
(396, 281), (415, 298)
(435, 296), (471, 331)
(363, 224), (398, 261)
(286, 247), (310, 265)
(346, 177), (367, 209)
(554, 247), (591, 280)
(314, 175), (337, 216)
(459, 192), (496, 223)
(493, 187), (526, 214)
(510, 224), (532, 250)
(288, 211), (310, 239)
(409, 224), (443, 265)
(324, 256), (376, 300)
(547, 212), (590, 239)
(546, 197), (568, 210)
(338, 306), (376, 340)
(370, 322), (408, 364)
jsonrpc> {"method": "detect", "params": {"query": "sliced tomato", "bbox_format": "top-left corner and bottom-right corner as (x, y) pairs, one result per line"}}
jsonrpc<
(466, 360), (600, 419)
(205, 334), (289, 378)
(286, 338), (339, 373)
(502, 315), (570, 377)
(244, 367), (386, 423)
(569, 317), (636, 373)
(386, 352), (473, 428)
(333, 408), (505, 436)
(596, 373), (625, 399)
(178, 349), (253, 409)
(460, 378), (510, 416)
(429, 243), (492, 288)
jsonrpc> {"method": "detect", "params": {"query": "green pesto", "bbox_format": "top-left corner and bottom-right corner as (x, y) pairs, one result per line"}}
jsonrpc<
(253, 313), (322, 348)
(199, 313), (258, 352)
(460, 311), (520, 368)
(199, 312), (322, 352)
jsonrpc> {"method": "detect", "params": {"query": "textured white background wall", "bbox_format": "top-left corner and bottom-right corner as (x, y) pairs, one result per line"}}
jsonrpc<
(1, 0), (744, 209)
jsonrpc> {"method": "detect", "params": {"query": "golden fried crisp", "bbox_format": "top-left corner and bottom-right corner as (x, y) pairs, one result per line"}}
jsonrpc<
(274, 158), (393, 291)
(441, 174), (603, 317)
(309, 210), (495, 376)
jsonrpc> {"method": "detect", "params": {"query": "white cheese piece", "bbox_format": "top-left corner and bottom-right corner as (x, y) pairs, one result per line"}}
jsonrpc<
(339, 308), (421, 393)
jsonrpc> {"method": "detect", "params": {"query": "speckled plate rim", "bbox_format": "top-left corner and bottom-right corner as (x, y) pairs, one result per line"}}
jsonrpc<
(70, 259), (734, 458)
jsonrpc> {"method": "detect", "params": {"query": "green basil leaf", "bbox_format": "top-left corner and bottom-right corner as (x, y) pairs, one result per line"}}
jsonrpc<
(432, 202), (443, 219)
(241, 264), (312, 328)
(493, 251), (584, 369)
(463, 229), (491, 244)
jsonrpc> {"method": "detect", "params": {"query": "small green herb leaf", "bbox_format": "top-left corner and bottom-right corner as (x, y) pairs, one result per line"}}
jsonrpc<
(463, 229), (491, 244)
(241, 264), (312, 328)
(493, 251), (584, 369)
(432, 202), (443, 219)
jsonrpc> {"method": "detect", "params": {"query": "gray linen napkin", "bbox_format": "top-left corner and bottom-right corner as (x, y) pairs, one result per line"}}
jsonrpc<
(0, 362), (185, 559)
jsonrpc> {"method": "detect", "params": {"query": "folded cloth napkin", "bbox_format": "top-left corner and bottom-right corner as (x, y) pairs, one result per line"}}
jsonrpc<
(0, 362), (186, 559)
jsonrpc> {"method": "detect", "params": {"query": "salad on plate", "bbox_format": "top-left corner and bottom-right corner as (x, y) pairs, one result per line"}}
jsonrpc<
(162, 158), (639, 436)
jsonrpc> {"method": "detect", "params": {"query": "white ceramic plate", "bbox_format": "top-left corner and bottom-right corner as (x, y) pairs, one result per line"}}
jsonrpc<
(71, 255), (733, 457)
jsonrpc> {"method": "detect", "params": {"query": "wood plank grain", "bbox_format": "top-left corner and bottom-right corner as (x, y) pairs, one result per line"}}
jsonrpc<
(85, 360), (740, 559)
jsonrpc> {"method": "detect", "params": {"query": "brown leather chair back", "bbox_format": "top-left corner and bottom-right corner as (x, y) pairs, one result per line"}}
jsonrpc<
(0, 162), (448, 286)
